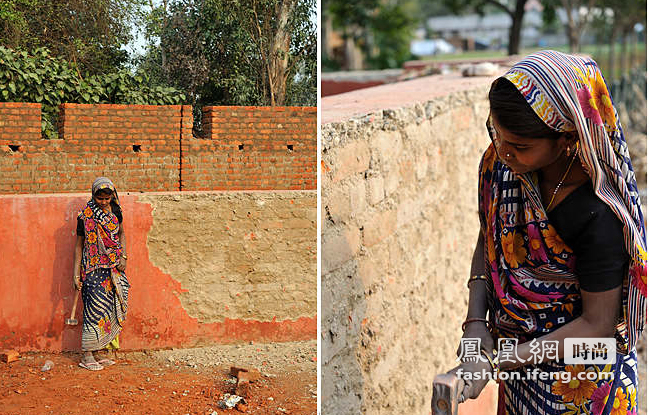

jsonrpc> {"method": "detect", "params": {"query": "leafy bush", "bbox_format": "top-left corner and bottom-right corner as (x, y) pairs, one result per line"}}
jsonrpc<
(0, 46), (185, 138)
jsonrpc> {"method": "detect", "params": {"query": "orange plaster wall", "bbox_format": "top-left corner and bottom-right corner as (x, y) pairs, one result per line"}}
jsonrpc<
(0, 193), (316, 352)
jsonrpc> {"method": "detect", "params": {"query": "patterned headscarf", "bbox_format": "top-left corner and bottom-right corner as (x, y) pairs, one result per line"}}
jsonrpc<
(485, 50), (646, 351)
(92, 177), (120, 206)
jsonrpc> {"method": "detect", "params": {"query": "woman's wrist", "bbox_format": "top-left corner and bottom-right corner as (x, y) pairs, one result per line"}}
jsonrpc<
(462, 317), (491, 332)
(467, 274), (488, 288)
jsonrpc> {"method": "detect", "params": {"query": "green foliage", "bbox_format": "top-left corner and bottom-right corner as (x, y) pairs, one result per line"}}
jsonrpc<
(0, 0), (145, 76)
(326, 0), (379, 31)
(0, 46), (185, 138)
(136, 0), (316, 112)
(366, 3), (417, 69)
(324, 0), (416, 69)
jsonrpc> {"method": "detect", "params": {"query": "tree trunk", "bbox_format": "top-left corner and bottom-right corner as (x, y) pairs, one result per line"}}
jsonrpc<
(267, 0), (295, 106)
(607, 24), (616, 80)
(620, 29), (628, 78)
(342, 27), (363, 70)
(630, 27), (637, 69)
(161, 0), (168, 72)
(323, 12), (333, 60)
(561, 0), (579, 53)
(507, 0), (527, 55)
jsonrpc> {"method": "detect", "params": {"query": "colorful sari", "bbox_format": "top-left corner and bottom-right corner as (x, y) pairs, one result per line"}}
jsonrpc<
(78, 177), (130, 351)
(479, 51), (646, 414)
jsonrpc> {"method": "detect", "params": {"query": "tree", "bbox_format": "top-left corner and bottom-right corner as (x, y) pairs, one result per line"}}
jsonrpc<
(0, 46), (184, 138)
(236, 0), (316, 105)
(324, 0), (416, 70)
(558, 0), (596, 53)
(0, 0), (145, 75)
(367, 3), (417, 69)
(324, 0), (379, 69)
(138, 0), (316, 108)
(608, 0), (646, 77)
(444, 0), (529, 55)
(589, 0), (647, 79)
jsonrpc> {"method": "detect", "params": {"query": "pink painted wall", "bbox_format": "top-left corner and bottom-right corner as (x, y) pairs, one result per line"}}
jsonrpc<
(0, 193), (316, 352)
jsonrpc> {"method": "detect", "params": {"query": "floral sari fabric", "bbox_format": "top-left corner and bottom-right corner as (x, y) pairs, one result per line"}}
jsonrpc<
(79, 199), (123, 275)
(77, 177), (129, 351)
(479, 51), (645, 414)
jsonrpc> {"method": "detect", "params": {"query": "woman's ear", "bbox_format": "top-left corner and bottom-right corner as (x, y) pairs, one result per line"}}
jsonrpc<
(561, 131), (579, 152)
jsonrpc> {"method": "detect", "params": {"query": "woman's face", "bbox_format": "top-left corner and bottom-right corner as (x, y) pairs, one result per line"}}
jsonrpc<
(488, 115), (568, 174)
(93, 191), (113, 210)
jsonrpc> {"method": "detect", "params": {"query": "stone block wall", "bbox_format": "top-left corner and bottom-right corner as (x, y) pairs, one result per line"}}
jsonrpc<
(321, 78), (492, 415)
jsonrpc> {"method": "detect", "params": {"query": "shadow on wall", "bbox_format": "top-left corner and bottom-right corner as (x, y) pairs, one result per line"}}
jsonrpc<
(50, 198), (85, 350)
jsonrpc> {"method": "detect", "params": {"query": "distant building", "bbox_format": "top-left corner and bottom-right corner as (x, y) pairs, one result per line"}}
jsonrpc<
(426, 6), (577, 50)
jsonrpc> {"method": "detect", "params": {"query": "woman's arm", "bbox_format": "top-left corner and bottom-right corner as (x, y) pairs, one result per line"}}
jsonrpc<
(73, 235), (84, 290)
(452, 230), (496, 401)
(459, 231), (493, 354)
(466, 230), (488, 319)
(499, 285), (622, 370)
(117, 223), (127, 272)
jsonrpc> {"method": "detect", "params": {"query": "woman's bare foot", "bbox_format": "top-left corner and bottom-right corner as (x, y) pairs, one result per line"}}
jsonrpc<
(96, 349), (117, 366)
(79, 351), (103, 371)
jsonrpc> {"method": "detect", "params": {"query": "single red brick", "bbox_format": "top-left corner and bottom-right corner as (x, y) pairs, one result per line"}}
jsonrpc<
(1, 350), (19, 363)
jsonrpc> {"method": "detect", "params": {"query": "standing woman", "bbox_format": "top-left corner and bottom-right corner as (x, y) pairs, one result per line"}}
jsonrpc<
(456, 51), (646, 414)
(73, 177), (130, 370)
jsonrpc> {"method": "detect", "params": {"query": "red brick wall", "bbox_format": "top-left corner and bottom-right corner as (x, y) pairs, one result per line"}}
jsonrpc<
(184, 106), (317, 190)
(0, 103), (316, 193)
(321, 80), (386, 97)
(0, 103), (44, 191)
(0, 103), (182, 193)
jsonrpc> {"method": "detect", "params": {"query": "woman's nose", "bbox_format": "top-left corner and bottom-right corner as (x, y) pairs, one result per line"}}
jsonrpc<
(498, 142), (514, 157)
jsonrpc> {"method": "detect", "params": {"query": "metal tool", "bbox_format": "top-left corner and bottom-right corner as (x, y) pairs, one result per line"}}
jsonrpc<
(65, 290), (80, 325)
(432, 372), (465, 415)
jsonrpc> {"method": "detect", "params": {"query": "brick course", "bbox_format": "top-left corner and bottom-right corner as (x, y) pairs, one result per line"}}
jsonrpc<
(0, 103), (316, 193)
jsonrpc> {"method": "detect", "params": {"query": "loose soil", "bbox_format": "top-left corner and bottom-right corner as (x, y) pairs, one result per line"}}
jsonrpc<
(0, 340), (316, 415)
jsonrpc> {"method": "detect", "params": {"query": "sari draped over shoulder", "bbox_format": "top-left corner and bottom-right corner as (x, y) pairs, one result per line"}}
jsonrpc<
(78, 177), (130, 351)
(479, 51), (646, 415)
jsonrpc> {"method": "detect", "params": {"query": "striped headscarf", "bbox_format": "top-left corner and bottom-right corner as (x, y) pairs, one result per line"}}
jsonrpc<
(501, 50), (646, 351)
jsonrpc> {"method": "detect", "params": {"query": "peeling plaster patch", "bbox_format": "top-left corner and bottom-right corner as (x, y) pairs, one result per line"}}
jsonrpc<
(139, 191), (316, 323)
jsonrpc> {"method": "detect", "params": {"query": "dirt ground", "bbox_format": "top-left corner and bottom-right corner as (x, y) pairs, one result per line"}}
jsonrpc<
(0, 340), (316, 415)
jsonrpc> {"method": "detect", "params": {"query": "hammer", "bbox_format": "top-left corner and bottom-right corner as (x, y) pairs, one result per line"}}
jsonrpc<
(431, 371), (468, 415)
(65, 290), (80, 325)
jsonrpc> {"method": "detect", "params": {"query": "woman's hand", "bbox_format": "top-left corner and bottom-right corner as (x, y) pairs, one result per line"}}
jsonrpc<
(450, 357), (493, 402)
(456, 321), (494, 357)
(116, 257), (127, 272)
(73, 275), (82, 291)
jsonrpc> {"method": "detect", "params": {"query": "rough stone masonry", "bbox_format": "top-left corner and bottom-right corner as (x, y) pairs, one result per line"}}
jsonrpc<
(321, 79), (492, 415)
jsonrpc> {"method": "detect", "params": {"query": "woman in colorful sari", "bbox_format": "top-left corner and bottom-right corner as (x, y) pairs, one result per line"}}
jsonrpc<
(73, 177), (130, 371)
(454, 51), (646, 414)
